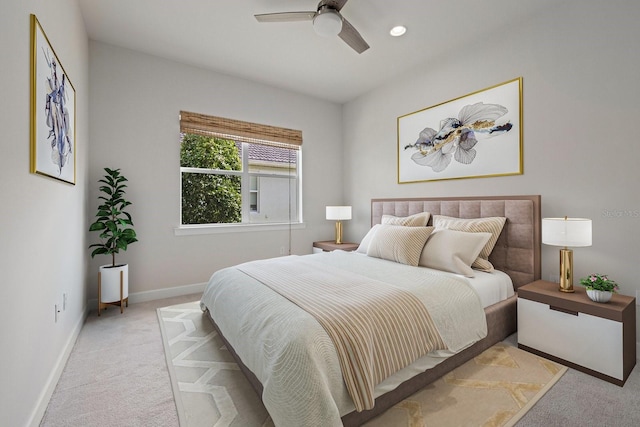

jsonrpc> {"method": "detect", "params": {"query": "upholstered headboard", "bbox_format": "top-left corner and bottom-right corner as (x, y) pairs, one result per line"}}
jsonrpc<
(371, 195), (541, 289)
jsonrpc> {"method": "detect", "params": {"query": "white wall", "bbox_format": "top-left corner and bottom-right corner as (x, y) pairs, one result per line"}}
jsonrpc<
(87, 41), (344, 298)
(342, 1), (640, 338)
(0, 1), (89, 426)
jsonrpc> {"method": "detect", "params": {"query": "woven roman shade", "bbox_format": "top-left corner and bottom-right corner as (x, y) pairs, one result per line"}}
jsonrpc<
(180, 111), (302, 149)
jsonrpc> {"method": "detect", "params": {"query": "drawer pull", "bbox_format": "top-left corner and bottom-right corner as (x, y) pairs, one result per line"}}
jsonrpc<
(550, 305), (578, 316)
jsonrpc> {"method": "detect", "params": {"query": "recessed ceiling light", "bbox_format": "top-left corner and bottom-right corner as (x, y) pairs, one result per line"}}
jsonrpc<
(390, 25), (407, 37)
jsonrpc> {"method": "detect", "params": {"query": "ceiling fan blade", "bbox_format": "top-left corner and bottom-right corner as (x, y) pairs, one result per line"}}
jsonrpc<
(338, 18), (369, 53)
(324, 0), (349, 12)
(255, 11), (315, 23)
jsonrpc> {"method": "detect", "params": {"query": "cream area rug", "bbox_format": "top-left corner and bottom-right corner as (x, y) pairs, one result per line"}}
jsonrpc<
(158, 302), (566, 427)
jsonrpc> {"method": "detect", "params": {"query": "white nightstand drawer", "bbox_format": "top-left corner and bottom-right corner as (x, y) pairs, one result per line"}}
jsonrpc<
(518, 298), (623, 380)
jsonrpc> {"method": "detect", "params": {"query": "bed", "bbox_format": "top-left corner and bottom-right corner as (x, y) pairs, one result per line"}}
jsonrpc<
(200, 195), (541, 426)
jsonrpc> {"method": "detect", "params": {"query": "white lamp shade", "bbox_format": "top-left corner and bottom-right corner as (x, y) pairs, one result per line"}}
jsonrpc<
(313, 9), (342, 37)
(542, 218), (592, 247)
(326, 206), (352, 221)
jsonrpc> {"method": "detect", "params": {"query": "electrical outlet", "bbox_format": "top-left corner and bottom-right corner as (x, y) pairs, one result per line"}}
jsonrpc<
(54, 304), (61, 323)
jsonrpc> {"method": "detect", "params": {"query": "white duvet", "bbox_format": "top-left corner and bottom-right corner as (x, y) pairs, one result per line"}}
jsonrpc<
(200, 251), (495, 426)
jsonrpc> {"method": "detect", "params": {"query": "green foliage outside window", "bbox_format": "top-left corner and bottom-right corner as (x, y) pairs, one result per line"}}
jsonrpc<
(180, 133), (242, 224)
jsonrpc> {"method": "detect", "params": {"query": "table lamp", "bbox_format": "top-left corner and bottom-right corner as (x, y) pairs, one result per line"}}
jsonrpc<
(542, 217), (592, 292)
(326, 206), (352, 244)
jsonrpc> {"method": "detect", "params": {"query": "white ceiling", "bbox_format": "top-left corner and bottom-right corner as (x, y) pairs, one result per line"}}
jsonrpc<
(78, 0), (554, 104)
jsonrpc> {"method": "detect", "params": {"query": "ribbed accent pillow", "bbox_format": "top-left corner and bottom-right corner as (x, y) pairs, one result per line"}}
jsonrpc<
(381, 212), (431, 227)
(419, 229), (492, 277)
(433, 215), (506, 272)
(366, 225), (434, 266)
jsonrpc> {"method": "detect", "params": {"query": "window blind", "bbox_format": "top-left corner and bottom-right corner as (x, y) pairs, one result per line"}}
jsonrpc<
(179, 111), (302, 149)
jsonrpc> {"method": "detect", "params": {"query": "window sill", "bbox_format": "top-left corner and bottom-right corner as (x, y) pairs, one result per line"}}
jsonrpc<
(174, 222), (306, 236)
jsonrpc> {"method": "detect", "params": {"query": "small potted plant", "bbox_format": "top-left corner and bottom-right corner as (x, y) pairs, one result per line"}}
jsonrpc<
(89, 168), (138, 314)
(579, 274), (619, 303)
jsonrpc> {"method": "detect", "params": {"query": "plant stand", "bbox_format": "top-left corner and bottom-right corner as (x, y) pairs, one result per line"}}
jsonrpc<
(98, 269), (128, 316)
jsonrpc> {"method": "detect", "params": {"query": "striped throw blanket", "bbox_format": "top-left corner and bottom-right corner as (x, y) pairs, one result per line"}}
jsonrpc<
(237, 256), (446, 411)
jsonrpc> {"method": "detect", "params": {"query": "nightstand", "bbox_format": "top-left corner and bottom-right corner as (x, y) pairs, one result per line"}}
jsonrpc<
(312, 241), (359, 253)
(518, 280), (636, 386)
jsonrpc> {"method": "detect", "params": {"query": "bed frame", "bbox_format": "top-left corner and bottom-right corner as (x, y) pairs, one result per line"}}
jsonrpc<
(206, 195), (541, 426)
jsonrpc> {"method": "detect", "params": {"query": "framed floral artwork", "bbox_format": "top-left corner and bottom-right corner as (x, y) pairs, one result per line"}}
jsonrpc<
(398, 78), (522, 184)
(31, 14), (76, 184)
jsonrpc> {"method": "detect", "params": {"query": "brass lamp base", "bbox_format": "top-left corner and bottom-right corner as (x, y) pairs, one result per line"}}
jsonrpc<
(335, 221), (343, 244)
(558, 247), (574, 293)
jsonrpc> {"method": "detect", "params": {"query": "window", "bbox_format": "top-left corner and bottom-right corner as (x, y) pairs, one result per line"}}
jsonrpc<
(179, 111), (302, 226)
(249, 175), (259, 212)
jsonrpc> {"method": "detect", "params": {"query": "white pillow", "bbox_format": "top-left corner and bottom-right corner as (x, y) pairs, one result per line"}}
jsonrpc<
(356, 224), (381, 254)
(432, 215), (506, 272)
(381, 211), (431, 227)
(419, 229), (492, 277)
(366, 225), (434, 266)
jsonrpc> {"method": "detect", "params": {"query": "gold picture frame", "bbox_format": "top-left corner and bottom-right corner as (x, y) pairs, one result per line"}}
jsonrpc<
(31, 14), (76, 184)
(397, 78), (522, 184)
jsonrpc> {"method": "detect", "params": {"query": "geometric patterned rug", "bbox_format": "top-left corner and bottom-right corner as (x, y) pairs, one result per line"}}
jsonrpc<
(363, 343), (567, 427)
(157, 302), (273, 427)
(158, 301), (566, 427)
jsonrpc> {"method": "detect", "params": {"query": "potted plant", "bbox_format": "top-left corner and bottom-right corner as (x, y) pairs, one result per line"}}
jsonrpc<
(579, 274), (619, 303)
(89, 168), (138, 314)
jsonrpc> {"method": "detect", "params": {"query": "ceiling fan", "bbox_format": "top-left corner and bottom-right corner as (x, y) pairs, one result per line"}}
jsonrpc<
(254, 0), (370, 54)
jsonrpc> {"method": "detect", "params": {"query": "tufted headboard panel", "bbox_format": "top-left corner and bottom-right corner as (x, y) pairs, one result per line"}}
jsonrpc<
(371, 195), (541, 288)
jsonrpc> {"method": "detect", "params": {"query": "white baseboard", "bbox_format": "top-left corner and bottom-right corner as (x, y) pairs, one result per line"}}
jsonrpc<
(128, 282), (207, 303)
(88, 282), (207, 309)
(29, 306), (88, 427)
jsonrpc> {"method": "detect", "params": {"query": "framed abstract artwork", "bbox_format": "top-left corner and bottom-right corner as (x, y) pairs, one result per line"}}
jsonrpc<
(397, 78), (522, 184)
(31, 14), (76, 184)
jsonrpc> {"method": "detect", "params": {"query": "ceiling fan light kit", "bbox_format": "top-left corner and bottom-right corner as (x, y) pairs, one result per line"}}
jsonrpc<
(313, 8), (343, 37)
(254, 0), (369, 54)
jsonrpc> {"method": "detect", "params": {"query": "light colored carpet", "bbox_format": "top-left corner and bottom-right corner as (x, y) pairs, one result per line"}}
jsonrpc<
(158, 301), (567, 427)
(40, 296), (199, 427)
(41, 294), (640, 426)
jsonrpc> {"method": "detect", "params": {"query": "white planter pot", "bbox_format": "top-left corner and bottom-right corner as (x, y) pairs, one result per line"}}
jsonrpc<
(99, 264), (129, 303)
(587, 289), (612, 303)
